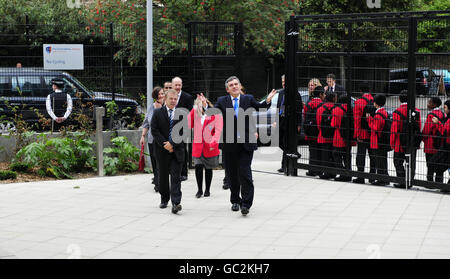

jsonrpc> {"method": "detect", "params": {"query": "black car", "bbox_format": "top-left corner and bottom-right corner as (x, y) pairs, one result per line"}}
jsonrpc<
(0, 68), (142, 132)
(388, 68), (437, 95)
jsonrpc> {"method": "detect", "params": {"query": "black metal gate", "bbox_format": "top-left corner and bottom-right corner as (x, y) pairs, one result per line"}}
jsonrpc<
(285, 11), (450, 191)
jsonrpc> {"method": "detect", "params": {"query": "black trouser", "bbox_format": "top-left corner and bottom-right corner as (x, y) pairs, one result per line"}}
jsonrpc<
(356, 139), (376, 175)
(374, 148), (388, 181)
(333, 147), (350, 178)
(426, 153), (444, 183)
(393, 151), (417, 183)
(222, 152), (230, 186)
(224, 146), (254, 209)
(319, 142), (334, 177)
(181, 142), (189, 177)
(157, 152), (182, 206)
(148, 143), (159, 189)
(279, 119), (287, 170)
(308, 140), (321, 173)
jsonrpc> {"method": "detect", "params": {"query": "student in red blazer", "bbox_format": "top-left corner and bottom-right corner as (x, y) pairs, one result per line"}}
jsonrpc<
(331, 95), (353, 181)
(303, 86), (325, 177)
(353, 83), (377, 184)
(316, 92), (337, 179)
(188, 94), (223, 198)
(423, 97), (445, 183)
(390, 92), (422, 188)
(436, 100), (450, 185)
(366, 94), (389, 186)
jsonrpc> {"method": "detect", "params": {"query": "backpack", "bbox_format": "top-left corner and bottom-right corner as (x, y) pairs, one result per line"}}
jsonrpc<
(304, 102), (323, 138)
(361, 97), (374, 131)
(321, 105), (334, 139)
(335, 104), (354, 142)
(429, 112), (445, 150)
(375, 111), (392, 151)
(393, 109), (422, 149)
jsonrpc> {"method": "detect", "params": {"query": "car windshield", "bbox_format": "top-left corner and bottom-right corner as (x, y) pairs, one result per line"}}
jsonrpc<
(67, 74), (92, 96)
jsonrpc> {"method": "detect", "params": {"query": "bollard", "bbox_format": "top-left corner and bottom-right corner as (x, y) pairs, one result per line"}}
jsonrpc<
(96, 107), (105, 177)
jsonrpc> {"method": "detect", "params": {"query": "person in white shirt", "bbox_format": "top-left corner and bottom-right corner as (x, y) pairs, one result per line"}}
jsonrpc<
(46, 79), (73, 131)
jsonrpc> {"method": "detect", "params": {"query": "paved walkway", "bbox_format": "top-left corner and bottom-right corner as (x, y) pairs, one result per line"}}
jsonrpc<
(1, 147), (450, 259)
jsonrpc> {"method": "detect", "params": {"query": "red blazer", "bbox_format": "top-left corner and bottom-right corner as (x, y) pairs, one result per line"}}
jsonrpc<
(423, 109), (445, 154)
(367, 107), (388, 150)
(331, 104), (347, 148)
(437, 115), (450, 145)
(316, 102), (335, 144)
(390, 103), (422, 153)
(354, 93), (373, 140)
(188, 108), (223, 158)
(303, 97), (322, 141)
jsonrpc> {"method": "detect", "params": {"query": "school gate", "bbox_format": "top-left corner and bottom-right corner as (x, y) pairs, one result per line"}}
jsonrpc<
(283, 11), (450, 191)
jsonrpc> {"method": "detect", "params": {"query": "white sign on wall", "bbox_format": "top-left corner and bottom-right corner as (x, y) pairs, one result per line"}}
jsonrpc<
(43, 44), (84, 70)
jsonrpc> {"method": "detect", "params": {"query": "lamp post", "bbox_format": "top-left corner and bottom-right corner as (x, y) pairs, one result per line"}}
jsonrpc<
(147, 0), (153, 109)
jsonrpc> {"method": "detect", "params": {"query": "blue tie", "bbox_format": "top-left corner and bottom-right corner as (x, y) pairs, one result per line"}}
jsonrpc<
(168, 109), (173, 142)
(233, 97), (239, 117)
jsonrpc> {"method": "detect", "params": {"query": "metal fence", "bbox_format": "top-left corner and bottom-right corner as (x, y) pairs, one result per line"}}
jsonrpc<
(284, 11), (450, 191)
(0, 19), (242, 133)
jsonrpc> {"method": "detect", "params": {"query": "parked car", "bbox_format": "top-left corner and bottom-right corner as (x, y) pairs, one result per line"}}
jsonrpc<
(388, 68), (437, 95)
(0, 68), (142, 133)
(432, 69), (450, 95)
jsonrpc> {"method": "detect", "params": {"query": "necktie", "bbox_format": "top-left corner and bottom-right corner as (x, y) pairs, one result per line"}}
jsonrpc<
(233, 97), (239, 117)
(168, 109), (173, 142)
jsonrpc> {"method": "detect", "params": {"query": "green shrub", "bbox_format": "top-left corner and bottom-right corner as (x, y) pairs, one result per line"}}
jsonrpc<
(104, 136), (139, 175)
(0, 170), (17, 180)
(9, 162), (31, 172)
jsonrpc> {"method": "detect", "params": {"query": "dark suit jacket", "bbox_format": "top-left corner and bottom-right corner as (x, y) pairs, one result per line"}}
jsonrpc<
(176, 90), (194, 111)
(215, 94), (270, 152)
(326, 84), (346, 97)
(276, 88), (303, 149)
(150, 106), (185, 163)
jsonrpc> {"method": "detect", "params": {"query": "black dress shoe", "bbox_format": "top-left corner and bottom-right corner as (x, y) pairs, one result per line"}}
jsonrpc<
(277, 168), (285, 173)
(231, 203), (240, 211)
(223, 183), (230, 190)
(353, 178), (365, 184)
(306, 172), (317, 177)
(241, 207), (249, 216)
(335, 176), (352, 182)
(393, 183), (406, 188)
(172, 204), (182, 214)
(180, 176), (188, 181)
(195, 191), (203, 198)
(204, 191), (210, 197)
(319, 174), (333, 180)
(373, 181), (389, 186)
(159, 202), (168, 209)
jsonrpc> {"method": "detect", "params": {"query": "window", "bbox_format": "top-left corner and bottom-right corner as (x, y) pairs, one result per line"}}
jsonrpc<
(11, 76), (41, 97)
(0, 77), (11, 97)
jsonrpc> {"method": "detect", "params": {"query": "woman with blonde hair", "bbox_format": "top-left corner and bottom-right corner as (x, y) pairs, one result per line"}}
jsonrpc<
(308, 78), (322, 98)
(188, 93), (223, 198)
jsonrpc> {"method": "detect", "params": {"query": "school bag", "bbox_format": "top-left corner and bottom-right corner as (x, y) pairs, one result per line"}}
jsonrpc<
(304, 102), (323, 138)
(320, 105), (334, 139)
(393, 110), (422, 149)
(375, 112), (392, 151)
(335, 104), (354, 142)
(361, 97), (374, 131)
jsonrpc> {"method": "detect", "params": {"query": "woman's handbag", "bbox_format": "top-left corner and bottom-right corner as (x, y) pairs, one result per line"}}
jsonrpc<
(138, 144), (145, 172)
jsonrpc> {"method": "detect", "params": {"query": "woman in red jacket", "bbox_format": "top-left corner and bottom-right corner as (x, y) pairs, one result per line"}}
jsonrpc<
(188, 94), (223, 198)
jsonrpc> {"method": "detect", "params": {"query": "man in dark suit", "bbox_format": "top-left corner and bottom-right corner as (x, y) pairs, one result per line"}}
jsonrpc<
(151, 89), (186, 214)
(172, 77), (194, 181)
(215, 76), (277, 216)
(324, 73), (346, 97)
(274, 74), (302, 173)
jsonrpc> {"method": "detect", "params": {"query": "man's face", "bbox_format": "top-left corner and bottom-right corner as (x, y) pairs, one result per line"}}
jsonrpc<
(427, 99), (434, 110)
(172, 79), (182, 93)
(164, 82), (172, 92)
(226, 79), (242, 97)
(166, 92), (178, 109)
(444, 104), (449, 115)
(282, 77), (285, 89)
(327, 78), (335, 87)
